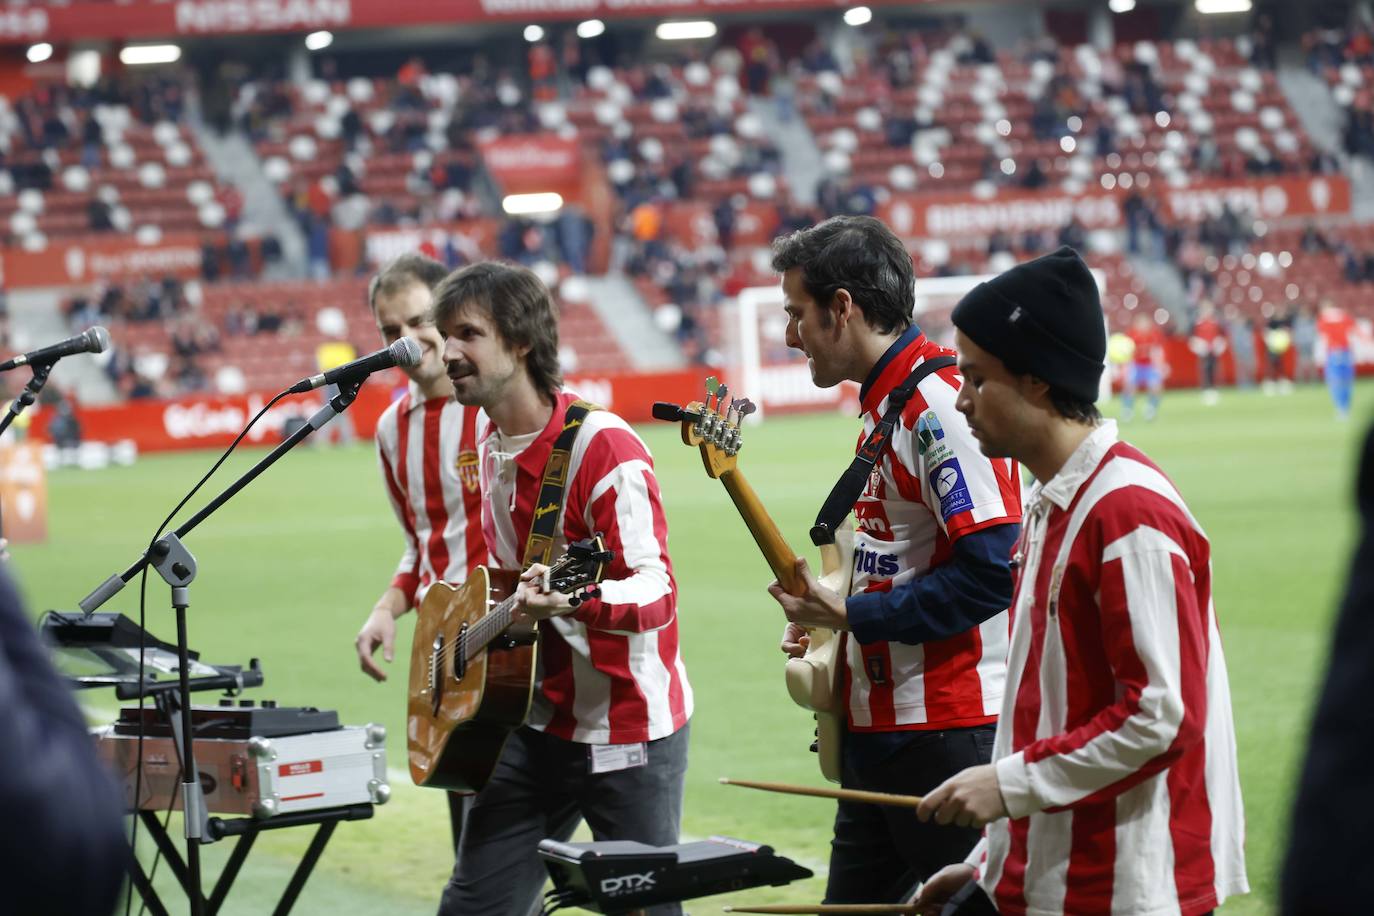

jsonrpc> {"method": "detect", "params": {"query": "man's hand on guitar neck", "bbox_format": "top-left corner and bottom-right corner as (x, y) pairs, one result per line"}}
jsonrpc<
(767, 556), (848, 632)
(513, 563), (577, 623)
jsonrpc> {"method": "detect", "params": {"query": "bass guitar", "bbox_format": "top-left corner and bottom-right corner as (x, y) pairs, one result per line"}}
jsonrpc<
(654, 378), (850, 783)
(407, 537), (613, 792)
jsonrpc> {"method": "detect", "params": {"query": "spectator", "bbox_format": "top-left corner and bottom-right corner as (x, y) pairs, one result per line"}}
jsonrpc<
(1293, 305), (1320, 383)
(1226, 307), (1258, 388)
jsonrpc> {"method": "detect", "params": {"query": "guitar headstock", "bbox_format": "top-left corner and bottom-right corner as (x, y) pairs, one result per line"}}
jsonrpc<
(654, 376), (756, 480)
(546, 536), (614, 606)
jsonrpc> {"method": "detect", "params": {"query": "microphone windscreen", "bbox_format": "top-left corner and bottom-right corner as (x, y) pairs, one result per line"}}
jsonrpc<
(86, 326), (112, 354)
(391, 336), (423, 368)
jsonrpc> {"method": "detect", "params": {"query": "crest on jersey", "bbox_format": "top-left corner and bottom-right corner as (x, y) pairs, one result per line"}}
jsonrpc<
(456, 450), (480, 494)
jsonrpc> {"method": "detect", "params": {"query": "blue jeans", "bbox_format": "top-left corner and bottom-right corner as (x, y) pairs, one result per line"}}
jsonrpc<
(439, 723), (690, 916)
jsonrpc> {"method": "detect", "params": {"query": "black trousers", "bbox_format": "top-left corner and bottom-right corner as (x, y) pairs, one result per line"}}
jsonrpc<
(439, 723), (690, 916)
(825, 725), (996, 904)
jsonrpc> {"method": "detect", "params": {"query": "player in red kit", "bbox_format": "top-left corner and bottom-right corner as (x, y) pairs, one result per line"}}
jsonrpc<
(1123, 312), (1165, 421)
(1188, 302), (1227, 406)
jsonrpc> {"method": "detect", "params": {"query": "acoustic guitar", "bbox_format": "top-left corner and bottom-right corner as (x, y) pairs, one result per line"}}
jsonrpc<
(407, 537), (613, 792)
(654, 378), (851, 783)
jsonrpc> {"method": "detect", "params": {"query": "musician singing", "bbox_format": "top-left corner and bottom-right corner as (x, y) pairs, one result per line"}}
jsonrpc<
(432, 261), (692, 916)
(766, 216), (1022, 904)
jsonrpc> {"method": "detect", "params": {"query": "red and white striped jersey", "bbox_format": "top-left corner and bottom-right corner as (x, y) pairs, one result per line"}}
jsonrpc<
(972, 421), (1248, 916)
(481, 391), (693, 745)
(847, 332), (1021, 731)
(375, 385), (487, 607)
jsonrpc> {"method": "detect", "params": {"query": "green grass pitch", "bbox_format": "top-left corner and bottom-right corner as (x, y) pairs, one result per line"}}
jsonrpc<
(12, 381), (1370, 914)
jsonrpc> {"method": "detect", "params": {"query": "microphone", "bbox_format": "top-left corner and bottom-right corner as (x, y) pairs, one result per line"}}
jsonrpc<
(287, 337), (422, 394)
(0, 326), (110, 372)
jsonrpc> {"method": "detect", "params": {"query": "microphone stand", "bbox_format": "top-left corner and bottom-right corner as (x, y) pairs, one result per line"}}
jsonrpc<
(77, 379), (362, 916)
(0, 361), (54, 545)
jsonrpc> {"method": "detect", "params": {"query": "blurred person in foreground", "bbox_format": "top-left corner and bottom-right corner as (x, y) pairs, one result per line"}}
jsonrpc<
(1282, 420), (1374, 913)
(913, 248), (1249, 916)
(0, 566), (126, 914)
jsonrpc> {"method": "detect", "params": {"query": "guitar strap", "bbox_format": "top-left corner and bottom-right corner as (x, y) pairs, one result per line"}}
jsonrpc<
(521, 399), (600, 570)
(809, 356), (957, 547)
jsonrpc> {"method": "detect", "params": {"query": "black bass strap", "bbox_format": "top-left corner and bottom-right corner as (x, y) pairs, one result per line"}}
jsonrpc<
(809, 356), (956, 547)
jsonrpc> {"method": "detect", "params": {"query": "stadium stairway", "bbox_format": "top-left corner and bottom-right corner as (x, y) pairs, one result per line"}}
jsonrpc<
(1277, 66), (1346, 159)
(1126, 254), (1191, 325)
(188, 105), (308, 279)
(1274, 64), (1374, 220)
(7, 289), (117, 405)
(754, 93), (825, 205)
(579, 274), (686, 370)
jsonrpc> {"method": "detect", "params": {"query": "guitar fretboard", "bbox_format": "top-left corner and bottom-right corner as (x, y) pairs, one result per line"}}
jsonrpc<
(464, 593), (520, 660)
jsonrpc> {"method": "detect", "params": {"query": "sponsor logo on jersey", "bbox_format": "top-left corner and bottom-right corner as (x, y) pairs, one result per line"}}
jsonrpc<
(929, 458), (973, 521)
(864, 653), (889, 685)
(916, 409), (944, 456)
(853, 546), (900, 578)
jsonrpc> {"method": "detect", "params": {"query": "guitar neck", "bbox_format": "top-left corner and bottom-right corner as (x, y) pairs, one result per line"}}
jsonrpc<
(719, 468), (804, 596)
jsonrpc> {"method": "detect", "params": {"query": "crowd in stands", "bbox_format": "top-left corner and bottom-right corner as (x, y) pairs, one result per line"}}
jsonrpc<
(4, 12), (1370, 408)
(1307, 17), (1374, 159)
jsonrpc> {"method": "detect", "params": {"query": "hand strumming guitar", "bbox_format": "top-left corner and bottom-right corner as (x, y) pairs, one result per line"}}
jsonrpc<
(513, 562), (577, 623)
(767, 556), (848, 632)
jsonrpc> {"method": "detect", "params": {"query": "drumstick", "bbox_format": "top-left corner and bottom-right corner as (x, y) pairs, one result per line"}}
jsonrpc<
(718, 777), (924, 809)
(722, 905), (919, 914)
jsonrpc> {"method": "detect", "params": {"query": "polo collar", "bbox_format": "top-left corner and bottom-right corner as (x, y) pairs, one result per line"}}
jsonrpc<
(402, 380), (453, 416)
(1030, 420), (1119, 511)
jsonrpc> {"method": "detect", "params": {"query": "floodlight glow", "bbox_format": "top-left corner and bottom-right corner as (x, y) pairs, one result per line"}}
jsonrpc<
(1196, 0), (1251, 12)
(502, 192), (564, 215)
(844, 7), (873, 27)
(305, 31), (333, 51)
(524, 25), (545, 42)
(26, 43), (53, 64)
(1108, 0), (1136, 13)
(656, 21), (717, 41)
(577, 19), (605, 39)
(120, 45), (181, 65)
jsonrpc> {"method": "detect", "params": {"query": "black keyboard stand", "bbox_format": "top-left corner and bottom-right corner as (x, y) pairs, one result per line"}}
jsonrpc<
(125, 803), (375, 916)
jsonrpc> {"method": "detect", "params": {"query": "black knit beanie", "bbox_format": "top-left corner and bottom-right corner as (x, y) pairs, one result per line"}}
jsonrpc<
(950, 246), (1106, 403)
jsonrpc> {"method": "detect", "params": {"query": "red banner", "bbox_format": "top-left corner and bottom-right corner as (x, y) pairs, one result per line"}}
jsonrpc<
(880, 174), (1353, 240)
(477, 135), (581, 195)
(0, 234), (206, 289)
(0, 0), (930, 44)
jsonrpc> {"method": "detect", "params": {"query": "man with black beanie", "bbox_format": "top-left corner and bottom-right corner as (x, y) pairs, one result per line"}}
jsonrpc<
(913, 247), (1249, 916)
(767, 216), (1022, 904)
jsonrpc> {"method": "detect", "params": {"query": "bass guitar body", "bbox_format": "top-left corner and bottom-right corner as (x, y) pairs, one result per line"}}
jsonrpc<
(407, 567), (537, 793)
(783, 527), (853, 784)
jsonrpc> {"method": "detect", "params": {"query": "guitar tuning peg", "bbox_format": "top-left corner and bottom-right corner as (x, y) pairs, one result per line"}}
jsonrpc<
(716, 382), (729, 412)
(736, 398), (757, 420)
(704, 376), (719, 397)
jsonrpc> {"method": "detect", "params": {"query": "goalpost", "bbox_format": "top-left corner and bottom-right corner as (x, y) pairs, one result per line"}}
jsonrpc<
(727, 270), (1108, 421)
